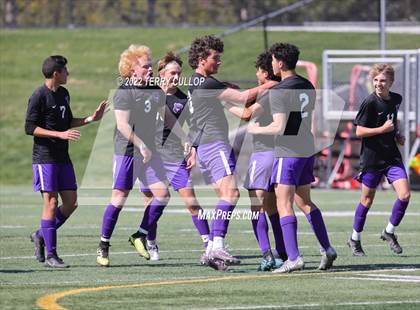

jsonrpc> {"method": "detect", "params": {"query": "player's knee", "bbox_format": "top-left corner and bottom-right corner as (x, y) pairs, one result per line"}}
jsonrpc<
(361, 196), (374, 207)
(187, 205), (201, 215)
(398, 191), (410, 202)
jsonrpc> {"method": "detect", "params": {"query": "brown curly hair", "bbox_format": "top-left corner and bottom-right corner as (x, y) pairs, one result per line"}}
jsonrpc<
(188, 35), (224, 69)
(157, 51), (183, 72)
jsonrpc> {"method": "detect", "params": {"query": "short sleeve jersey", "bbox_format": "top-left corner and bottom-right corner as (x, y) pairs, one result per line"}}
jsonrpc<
(354, 91), (403, 171)
(113, 84), (164, 156)
(187, 72), (228, 146)
(252, 92), (275, 152)
(25, 85), (73, 164)
(155, 88), (189, 162)
(270, 75), (316, 158)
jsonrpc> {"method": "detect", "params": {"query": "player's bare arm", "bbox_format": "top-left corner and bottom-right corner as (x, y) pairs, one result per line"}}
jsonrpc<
(114, 109), (151, 163)
(70, 100), (109, 127)
(355, 119), (394, 138)
(218, 80), (278, 105)
(247, 112), (287, 135)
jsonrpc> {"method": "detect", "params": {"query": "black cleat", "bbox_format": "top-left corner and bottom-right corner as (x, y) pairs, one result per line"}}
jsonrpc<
(30, 230), (45, 262)
(380, 230), (403, 254)
(207, 257), (229, 272)
(45, 255), (69, 268)
(347, 238), (366, 256)
(96, 241), (110, 267)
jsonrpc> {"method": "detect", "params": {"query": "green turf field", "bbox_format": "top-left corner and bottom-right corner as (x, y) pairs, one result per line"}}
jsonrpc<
(0, 188), (419, 309)
(1, 28), (419, 185)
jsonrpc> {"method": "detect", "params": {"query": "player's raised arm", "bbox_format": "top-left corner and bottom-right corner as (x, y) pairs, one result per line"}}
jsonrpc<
(247, 112), (287, 136)
(70, 100), (108, 128)
(224, 101), (263, 121)
(218, 80), (277, 105)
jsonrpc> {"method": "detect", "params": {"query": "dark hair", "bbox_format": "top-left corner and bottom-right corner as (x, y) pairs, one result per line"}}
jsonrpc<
(255, 51), (281, 82)
(269, 43), (299, 70)
(42, 55), (67, 78)
(158, 51), (183, 72)
(188, 35), (224, 69)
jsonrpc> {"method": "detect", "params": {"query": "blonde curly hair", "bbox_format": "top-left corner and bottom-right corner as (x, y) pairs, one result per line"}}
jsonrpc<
(118, 45), (151, 78)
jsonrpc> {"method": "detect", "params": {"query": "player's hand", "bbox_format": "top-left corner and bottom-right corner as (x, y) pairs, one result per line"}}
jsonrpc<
(186, 147), (196, 170)
(381, 119), (394, 133)
(183, 141), (192, 157)
(59, 130), (81, 141)
(395, 134), (405, 146)
(90, 100), (109, 122)
(247, 122), (260, 134)
(139, 144), (152, 163)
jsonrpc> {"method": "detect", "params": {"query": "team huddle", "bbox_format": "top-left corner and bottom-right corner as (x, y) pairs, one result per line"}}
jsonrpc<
(25, 35), (411, 272)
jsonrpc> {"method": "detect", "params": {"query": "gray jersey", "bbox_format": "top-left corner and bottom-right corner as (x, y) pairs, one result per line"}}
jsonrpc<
(187, 72), (228, 146)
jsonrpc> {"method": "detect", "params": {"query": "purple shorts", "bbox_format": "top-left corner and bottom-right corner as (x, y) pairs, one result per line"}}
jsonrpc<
(244, 151), (275, 191)
(32, 163), (77, 192)
(355, 163), (408, 188)
(271, 156), (315, 186)
(141, 161), (192, 192)
(197, 140), (236, 184)
(113, 154), (167, 191)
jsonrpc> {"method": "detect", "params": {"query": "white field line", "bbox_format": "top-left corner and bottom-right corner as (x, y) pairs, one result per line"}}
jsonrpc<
(333, 276), (420, 283)
(208, 300), (420, 310)
(357, 274), (420, 280)
(1, 268), (419, 288)
(1, 244), (419, 261)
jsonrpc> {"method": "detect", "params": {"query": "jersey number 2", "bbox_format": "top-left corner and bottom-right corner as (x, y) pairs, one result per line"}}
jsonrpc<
(299, 93), (309, 119)
(59, 106), (66, 119)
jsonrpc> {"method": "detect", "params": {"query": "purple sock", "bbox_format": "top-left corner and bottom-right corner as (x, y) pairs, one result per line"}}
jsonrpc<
(280, 215), (300, 261)
(251, 218), (259, 242)
(268, 213), (286, 258)
(389, 198), (409, 226)
(55, 207), (68, 230)
(101, 204), (122, 240)
(353, 203), (370, 232)
(192, 214), (210, 235)
(306, 208), (331, 251)
(256, 212), (270, 254)
(147, 223), (157, 241)
(212, 200), (235, 238)
(41, 219), (57, 257)
(140, 198), (166, 232)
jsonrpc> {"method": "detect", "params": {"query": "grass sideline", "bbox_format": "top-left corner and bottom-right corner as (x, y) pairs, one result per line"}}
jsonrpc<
(1, 28), (419, 185)
(0, 188), (419, 309)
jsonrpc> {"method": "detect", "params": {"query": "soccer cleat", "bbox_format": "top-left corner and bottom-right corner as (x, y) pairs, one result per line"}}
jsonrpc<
(380, 230), (403, 254)
(128, 232), (150, 260)
(347, 238), (366, 256)
(258, 250), (276, 271)
(207, 257), (229, 272)
(45, 255), (69, 268)
(210, 248), (241, 265)
(319, 247), (337, 270)
(147, 244), (160, 261)
(96, 242), (110, 267)
(272, 256), (304, 273)
(200, 252), (209, 266)
(30, 230), (45, 263)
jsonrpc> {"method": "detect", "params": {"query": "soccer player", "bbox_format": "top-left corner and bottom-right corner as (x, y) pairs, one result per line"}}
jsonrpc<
(224, 51), (286, 271)
(187, 35), (277, 270)
(96, 45), (170, 267)
(347, 64), (410, 256)
(140, 52), (210, 261)
(248, 43), (337, 273)
(26, 55), (107, 268)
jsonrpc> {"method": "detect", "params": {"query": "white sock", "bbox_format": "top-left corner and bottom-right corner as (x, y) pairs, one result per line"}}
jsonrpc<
(100, 237), (110, 242)
(352, 229), (361, 241)
(201, 234), (209, 244)
(206, 240), (213, 255)
(147, 239), (156, 247)
(213, 236), (224, 249)
(139, 227), (148, 235)
(385, 222), (395, 234)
